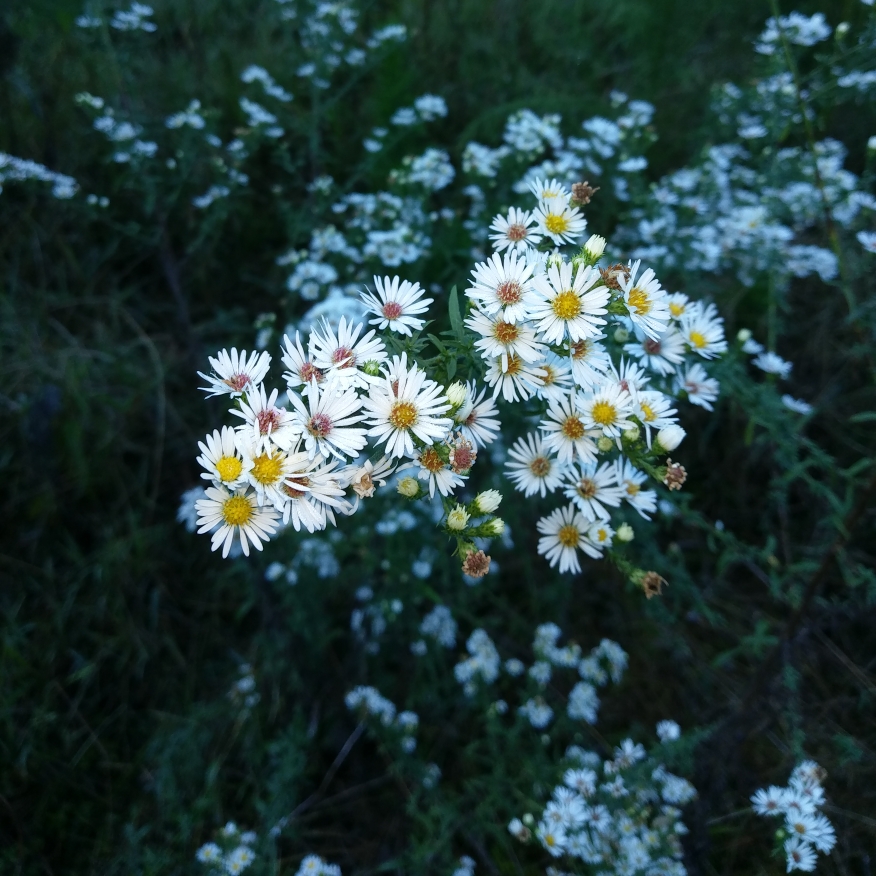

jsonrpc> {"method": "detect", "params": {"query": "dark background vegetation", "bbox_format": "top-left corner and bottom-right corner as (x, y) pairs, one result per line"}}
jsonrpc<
(2, 0), (875, 873)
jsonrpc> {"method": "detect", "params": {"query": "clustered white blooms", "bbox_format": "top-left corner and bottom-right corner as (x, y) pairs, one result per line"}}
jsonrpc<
(751, 761), (836, 872)
(195, 822), (257, 875)
(345, 685), (419, 753)
(193, 174), (727, 587)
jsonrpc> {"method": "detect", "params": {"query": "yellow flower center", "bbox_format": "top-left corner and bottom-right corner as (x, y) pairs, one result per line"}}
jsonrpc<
(222, 495), (253, 527)
(389, 400), (418, 430)
(576, 477), (598, 500)
(530, 456), (551, 477)
(627, 286), (652, 315)
(689, 330), (707, 349)
(590, 400), (617, 426)
(640, 402), (656, 422)
(251, 452), (283, 485)
(551, 290), (581, 321)
(544, 213), (570, 235)
(215, 455), (242, 482)
(494, 321), (520, 345)
(419, 447), (445, 473)
(557, 524), (580, 549)
(625, 481), (640, 496)
(505, 354), (523, 375)
(570, 339), (590, 360)
(561, 415), (585, 440)
(669, 302), (685, 318)
(594, 527), (609, 542)
(541, 365), (556, 386)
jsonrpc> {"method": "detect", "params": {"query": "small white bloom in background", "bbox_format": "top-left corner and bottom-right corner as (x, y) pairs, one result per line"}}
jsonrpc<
(195, 842), (222, 863)
(752, 350), (793, 379)
(656, 425), (686, 452)
(782, 395), (813, 415)
(656, 720), (681, 742)
(856, 230), (876, 253)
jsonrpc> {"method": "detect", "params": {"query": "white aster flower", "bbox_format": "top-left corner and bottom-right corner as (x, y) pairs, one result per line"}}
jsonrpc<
(309, 316), (387, 389)
(195, 486), (279, 557)
(752, 350), (793, 378)
(280, 454), (350, 531)
(751, 785), (788, 816)
(506, 432), (565, 497)
(528, 176), (571, 202)
(484, 353), (545, 402)
(231, 385), (301, 451)
(225, 846), (256, 874)
(465, 309), (545, 369)
(363, 354), (452, 458)
(614, 458), (657, 520)
(667, 292), (691, 320)
(340, 455), (396, 499)
(784, 837), (817, 872)
(562, 461), (625, 522)
(782, 394), (813, 415)
(636, 390), (678, 447)
(532, 353), (574, 402)
(565, 335), (611, 389)
(414, 445), (465, 497)
(586, 520), (614, 554)
(489, 206), (542, 253)
(676, 363), (720, 411)
(360, 275), (433, 336)
(196, 843), (222, 863)
(530, 261), (609, 344)
(623, 325), (686, 376)
(537, 504), (590, 574)
(656, 719), (681, 742)
(618, 260), (671, 341)
(197, 426), (246, 489)
(466, 250), (537, 323)
(534, 195), (587, 246)
(198, 348), (271, 397)
(453, 383), (501, 447)
(580, 383), (634, 439)
(281, 331), (327, 394)
(541, 394), (599, 463)
(679, 301), (727, 359)
(287, 381), (368, 460)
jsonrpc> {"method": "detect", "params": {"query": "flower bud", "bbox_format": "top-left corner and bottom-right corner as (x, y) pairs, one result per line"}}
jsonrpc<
(446, 505), (470, 531)
(613, 326), (630, 343)
(736, 328), (752, 343)
(473, 489), (502, 514)
(622, 423), (640, 442)
(869, 135), (876, 152)
(836, 21), (850, 37)
(656, 425), (686, 452)
(616, 523), (634, 543)
(446, 381), (467, 406)
(363, 359), (383, 377)
(596, 436), (614, 453)
(583, 233), (606, 260)
(522, 813), (535, 827)
(485, 517), (505, 536)
(397, 477), (420, 498)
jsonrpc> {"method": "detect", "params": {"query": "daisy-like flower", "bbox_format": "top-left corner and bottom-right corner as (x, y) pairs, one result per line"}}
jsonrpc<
(751, 786), (788, 816)
(609, 357), (651, 402)
(360, 275), (433, 336)
(484, 353), (545, 402)
(281, 331), (326, 394)
(196, 486), (279, 557)
(534, 195), (587, 246)
(505, 432), (565, 497)
(676, 363), (720, 411)
(528, 176), (571, 202)
(541, 395), (599, 464)
(465, 308), (545, 369)
(565, 335), (611, 389)
(197, 426), (246, 489)
(488, 207), (542, 253)
(413, 445), (465, 497)
(466, 251), (537, 323)
(535, 820), (567, 857)
(231, 385), (301, 451)
(635, 390), (678, 447)
(782, 395), (813, 415)
(532, 353), (573, 403)
(340, 456), (396, 499)
(453, 383), (501, 448)
(530, 262), (609, 344)
(280, 455), (350, 531)
(586, 521), (614, 554)
(363, 354), (452, 458)
(310, 316), (387, 389)
(238, 440), (303, 509)
(666, 292), (690, 320)
(784, 837), (817, 873)
(287, 381), (367, 460)
(752, 350), (793, 379)
(198, 348), (271, 398)
(618, 260), (671, 341)
(614, 458), (657, 519)
(537, 504), (589, 574)
(679, 301), (727, 359)
(562, 461), (625, 522)
(225, 846), (256, 875)
(623, 326), (686, 376)
(580, 384), (633, 439)
(196, 843), (222, 864)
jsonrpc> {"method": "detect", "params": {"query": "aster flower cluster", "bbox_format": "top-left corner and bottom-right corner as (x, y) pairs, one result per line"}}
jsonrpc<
(751, 761), (836, 872)
(509, 730), (695, 876)
(195, 822), (257, 875)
